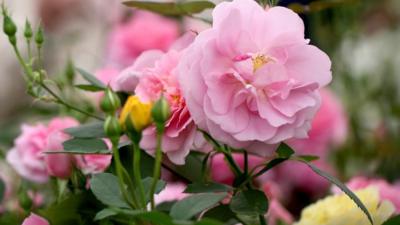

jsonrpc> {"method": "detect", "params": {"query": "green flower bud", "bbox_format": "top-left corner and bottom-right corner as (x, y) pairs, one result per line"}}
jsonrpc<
(64, 59), (75, 84)
(151, 96), (171, 129)
(100, 88), (121, 114)
(104, 116), (121, 139)
(2, 14), (17, 37)
(8, 35), (16, 45)
(35, 26), (44, 46)
(24, 20), (32, 39)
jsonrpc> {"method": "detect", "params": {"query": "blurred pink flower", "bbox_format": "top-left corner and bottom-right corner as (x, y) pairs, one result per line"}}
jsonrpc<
(74, 140), (112, 174)
(178, 0), (332, 157)
(7, 117), (79, 182)
(333, 176), (400, 213)
(287, 88), (347, 156)
(7, 123), (49, 183)
(262, 181), (293, 225)
(272, 160), (334, 198)
(210, 153), (264, 185)
(106, 11), (180, 69)
(113, 33), (199, 164)
(22, 213), (49, 225)
(154, 182), (188, 204)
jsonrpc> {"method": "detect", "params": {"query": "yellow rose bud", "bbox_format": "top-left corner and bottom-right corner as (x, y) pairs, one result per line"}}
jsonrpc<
(119, 95), (152, 132)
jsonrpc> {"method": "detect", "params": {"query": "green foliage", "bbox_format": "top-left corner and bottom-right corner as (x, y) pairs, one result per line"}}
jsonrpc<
(123, 0), (215, 16)
(184, 182), (232, 193)
(382, 215), (400, 225)
(230, 190), (268, 216)
(64, 122), (106, 138)
(62, 138), (110, 154)
(75, 84), (104, 92)
(76, 68), (106, 90)
(170, 193), (227, 220)
(90, 173), (130, 208)
(0, 178), (4, 203)
(276, 143), (295, 158)
(140, 177), (167, 202)
(202, 204), (238, 224)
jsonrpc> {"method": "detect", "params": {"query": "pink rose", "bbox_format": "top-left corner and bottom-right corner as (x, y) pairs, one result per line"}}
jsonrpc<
(7, 117), (79, 182)
(22, 213), (49, 225)
(74, 140), (112, 174)
(113, 33), (199, 164)
(154, 182), (188, 205)
(106, 11), (180, 69)
(178, 0), (331, 156)
(287, 88), (347, 156)
(333, 176), (400, 213)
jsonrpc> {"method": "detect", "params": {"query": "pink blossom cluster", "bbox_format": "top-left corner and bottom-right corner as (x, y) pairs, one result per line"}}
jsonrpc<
(111, 0), (333, 164)
(7, 117), (111, 183)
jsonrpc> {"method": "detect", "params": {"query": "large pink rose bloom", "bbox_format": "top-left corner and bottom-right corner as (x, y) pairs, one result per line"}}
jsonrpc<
(106, 11), (180, 69)
(113, 33), (198, 164)
(287, 88), (347, 156)
(21, 213), (49, 225)
(178, 0), (331, 155)
(332, 177), (400, 213)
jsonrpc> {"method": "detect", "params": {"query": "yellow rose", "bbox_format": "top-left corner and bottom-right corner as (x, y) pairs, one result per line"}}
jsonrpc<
(119, 95), (152, 132)
(294, 187), (394, 225)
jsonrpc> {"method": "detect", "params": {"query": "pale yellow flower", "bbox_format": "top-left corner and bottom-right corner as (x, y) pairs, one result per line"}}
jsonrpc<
(294, 187), (395, 225)
(119, 95), (152, 132)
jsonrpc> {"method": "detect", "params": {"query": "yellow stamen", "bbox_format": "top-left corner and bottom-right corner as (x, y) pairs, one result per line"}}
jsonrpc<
(252, 54), (273, 72)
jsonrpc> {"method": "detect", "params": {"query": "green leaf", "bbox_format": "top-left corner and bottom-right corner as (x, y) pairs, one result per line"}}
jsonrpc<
(90, 173), (130, 208)
(230, 190), (268, 216)
(184, 182), (232, 193)
(195, 218), (225, 225)
(140, 177), (166, 202)
(383, 215), (400, 225)
(123, 0), (215, 16)
(75, 84), (104, 92)
(64, 122), (106, 138)
(136, 211), (175, 225)
(62, 138), (109, 154)
(276, 143), (295, 158)
(76, 68), (106, 89)
(0, 178), (5, 203)
(294, 155), (320, 162)
(170, 193), (227, 220)
(203, 204), (237, 224)
(94, 208), (118, 221)
(305, 162), (373, 225)
(254, 158), (288, 177)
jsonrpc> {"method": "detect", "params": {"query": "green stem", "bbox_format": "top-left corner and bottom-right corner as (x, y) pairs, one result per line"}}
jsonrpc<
(149, 129), (163, 210)
(222, 150), (242, 176)
(112, 140), (138, 209)
(133, 142), (146, 209)
(11, 44), (103, 120)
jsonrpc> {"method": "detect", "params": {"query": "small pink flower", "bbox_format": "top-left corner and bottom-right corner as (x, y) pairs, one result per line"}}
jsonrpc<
(21, 213), (49, 225)
(154, 182), (188, 204)
(113, 33), (199, 164)
(287, 89), (347, 156)
(7, 117), (79, 182)
(178, 0), (331, 156)
(106, 11), (180, 69)
(333, 176), (400, 213)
